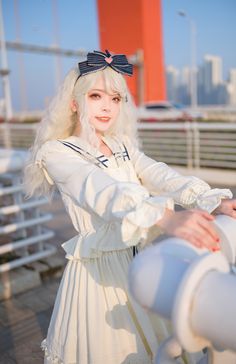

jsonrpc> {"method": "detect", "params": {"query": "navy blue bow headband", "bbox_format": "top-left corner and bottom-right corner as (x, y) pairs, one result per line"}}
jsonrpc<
(75, 50), (133, 83)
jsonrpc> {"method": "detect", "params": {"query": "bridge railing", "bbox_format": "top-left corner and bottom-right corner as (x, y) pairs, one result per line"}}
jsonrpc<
(0, 148), (56, 275)
(0, 122), (38, 149)
(1, 121), (236, 170)
(139, 121), (236, 170)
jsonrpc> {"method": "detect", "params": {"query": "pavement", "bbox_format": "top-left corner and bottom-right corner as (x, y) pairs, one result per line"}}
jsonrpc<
(0, 193), (76, 364)
(0, 184), (235, 364)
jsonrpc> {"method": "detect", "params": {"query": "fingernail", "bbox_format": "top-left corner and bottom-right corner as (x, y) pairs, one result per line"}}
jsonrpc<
(212, 246), (221, 252)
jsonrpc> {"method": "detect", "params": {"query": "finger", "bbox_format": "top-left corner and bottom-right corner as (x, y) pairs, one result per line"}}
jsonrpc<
(178, 211), (217, 240)
(182, 227), (219, 251)
(180, 229), (203, 249)
(186, 236), (203, 249)
(190, 227), (220, 251)
(198, 218), (219, 241)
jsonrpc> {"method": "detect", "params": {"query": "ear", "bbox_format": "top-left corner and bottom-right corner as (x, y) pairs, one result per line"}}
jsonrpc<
(70, 99), (78, 112)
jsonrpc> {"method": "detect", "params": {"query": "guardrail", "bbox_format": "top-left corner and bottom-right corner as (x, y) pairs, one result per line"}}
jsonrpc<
(198, 105), (236, 122)
(1, 121), (236, 170)
(0, 123), (38, 149)
(0, 148), (56, 273)
(139, 121), (236, 170)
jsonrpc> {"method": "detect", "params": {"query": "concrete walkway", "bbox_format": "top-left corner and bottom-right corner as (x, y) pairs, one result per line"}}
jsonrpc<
(0, 276), (60, 363)
(0, 185), (235, 363)
(0, 194), (76, 364)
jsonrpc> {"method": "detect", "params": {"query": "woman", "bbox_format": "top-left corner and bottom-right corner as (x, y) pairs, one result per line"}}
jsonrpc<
(24, 50), (235, 364)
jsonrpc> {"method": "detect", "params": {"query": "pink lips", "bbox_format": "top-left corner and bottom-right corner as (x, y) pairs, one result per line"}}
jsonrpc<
(96, 117), (111, 123)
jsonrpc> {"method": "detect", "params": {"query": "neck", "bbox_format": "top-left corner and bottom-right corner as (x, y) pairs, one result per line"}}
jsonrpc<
(72, 122), (105, 143)
(96, 131), (104, 142)
(72, 120), (81, 137)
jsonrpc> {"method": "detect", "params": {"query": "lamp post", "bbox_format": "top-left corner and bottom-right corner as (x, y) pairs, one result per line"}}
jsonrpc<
(178, 11), (198, 108)
(0, 0), (12, 148)
(0, 0), (13, 120)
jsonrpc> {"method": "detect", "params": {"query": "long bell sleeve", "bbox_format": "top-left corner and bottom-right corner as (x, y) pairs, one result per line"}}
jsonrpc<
(124, 137), (232, 213)
(35, 140), (174, 245)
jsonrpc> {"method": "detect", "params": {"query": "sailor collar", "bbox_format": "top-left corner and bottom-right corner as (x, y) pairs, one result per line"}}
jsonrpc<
(58, 135), (130, 169)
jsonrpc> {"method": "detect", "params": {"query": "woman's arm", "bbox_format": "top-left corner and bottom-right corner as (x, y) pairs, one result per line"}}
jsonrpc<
(36, 141), (174, 243)
(124, 136), (232, 212)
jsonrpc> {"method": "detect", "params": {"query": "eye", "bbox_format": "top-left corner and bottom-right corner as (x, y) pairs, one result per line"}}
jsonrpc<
(112, 95), (121, 103)
(89, 93), (101, 100)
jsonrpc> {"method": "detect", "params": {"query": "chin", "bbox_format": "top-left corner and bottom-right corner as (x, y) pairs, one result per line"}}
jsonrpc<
(93, 122), (114, 133)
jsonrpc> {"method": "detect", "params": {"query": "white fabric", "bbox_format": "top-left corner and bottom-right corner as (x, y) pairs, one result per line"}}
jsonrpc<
(36, 135), (232, 364)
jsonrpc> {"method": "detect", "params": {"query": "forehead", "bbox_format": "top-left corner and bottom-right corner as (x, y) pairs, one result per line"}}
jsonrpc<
(89, 74), (120, 95)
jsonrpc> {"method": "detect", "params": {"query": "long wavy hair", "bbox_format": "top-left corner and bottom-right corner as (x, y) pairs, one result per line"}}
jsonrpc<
(23, 66), (139, 200)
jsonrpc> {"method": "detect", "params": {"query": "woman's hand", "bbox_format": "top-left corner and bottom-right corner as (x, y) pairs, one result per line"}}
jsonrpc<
(157, 209), (220, 251)
(212, 198), (236, 219)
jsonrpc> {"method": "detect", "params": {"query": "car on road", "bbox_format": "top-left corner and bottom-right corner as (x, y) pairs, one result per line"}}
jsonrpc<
(137, 101), (205, 121)
(172, 103), (206, 120)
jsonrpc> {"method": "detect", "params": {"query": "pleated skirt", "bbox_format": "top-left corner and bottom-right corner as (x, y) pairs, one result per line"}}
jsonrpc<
(41, 247), (200, 364)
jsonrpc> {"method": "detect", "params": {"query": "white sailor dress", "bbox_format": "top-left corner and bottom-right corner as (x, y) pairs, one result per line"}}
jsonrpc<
(35, 134), (232, 364)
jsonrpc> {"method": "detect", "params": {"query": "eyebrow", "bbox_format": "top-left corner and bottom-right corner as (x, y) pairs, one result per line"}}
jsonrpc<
(89, 88), (121, 96)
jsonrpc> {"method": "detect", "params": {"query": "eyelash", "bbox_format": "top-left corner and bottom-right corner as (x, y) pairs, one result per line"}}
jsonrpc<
(112, 97), (121, 103)
(90, 93), (100, 99)
(89, 93), (121, 103)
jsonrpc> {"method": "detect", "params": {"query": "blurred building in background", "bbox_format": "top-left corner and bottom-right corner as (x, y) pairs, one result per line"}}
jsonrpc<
(228, 68), (236, 105)
(166, 54), (236, 106)
(166, 55), (236, 106)
(166, 65), (179, 102)
(198, 55), (224, 105)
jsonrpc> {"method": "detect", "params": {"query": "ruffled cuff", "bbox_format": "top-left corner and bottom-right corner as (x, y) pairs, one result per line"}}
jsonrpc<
(194, 188), (233, 213)
(121, 196), (174, 243)
(178, 178), (233, 213)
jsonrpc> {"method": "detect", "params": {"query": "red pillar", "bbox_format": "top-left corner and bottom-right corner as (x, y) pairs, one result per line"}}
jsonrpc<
(97, 0), (166, 104)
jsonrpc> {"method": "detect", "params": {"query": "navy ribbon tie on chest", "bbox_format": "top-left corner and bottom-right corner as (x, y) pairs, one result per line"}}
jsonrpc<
(78, 50), (133, 77)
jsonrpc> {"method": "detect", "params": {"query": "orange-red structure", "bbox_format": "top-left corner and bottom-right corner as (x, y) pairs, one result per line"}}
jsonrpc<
(97, 0), (166, 104)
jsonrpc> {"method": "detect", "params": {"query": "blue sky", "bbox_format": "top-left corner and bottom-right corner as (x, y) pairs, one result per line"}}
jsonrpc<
(163, 0), (236, 75)
(1, 0), (236, 111)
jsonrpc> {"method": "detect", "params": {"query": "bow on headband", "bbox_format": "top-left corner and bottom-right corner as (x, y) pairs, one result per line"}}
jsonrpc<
(78, 50), (133, 77)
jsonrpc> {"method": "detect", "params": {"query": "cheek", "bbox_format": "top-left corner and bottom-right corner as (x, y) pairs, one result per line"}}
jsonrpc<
(87, 102), (100, 118)
(112, 104), (121, 118)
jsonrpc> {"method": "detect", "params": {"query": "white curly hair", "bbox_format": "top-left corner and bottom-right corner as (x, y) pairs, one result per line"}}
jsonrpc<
(23, 66), (139, 199)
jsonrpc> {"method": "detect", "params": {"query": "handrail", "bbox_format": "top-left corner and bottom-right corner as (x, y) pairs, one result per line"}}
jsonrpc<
(0, 148), (56, 273)
(1, 121), (236, 174)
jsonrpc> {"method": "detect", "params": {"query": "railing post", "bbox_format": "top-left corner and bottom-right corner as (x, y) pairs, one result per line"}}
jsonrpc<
(185, 121), (193, 169)
(3, 122), (11, 149)
(193, 121), (200, 169)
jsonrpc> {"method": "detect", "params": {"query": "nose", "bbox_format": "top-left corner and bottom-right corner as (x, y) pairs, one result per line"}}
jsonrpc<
(101, 96), (111, 112)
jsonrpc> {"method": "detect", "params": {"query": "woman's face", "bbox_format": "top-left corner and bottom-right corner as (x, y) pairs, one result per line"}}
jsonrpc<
(86, 74), (121, 136)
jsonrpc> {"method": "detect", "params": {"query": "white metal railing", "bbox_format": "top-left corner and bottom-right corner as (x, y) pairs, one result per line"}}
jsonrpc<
(139, 121), (236, 170)
(0, 122), (38, 149)
(0, 148), (56, 272)
(1, 121), (236, 170)
(198, 105), (236, 122)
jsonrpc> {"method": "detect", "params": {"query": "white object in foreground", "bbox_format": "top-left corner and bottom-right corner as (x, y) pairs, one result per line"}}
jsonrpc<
(128, 215), (236, 363)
